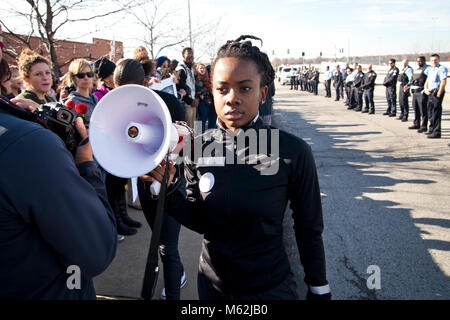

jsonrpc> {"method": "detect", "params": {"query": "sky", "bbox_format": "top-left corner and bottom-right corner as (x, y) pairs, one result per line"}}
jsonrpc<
(1, 0), (450, 63)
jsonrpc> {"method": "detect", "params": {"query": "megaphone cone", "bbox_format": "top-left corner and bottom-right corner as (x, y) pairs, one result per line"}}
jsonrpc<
(89, 85), (173, 178)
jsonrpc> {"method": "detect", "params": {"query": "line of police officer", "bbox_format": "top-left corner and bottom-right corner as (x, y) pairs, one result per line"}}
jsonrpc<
(292, 66), (320, 95)
(381, 54), (448, 139)
(292, 55), (447, 139)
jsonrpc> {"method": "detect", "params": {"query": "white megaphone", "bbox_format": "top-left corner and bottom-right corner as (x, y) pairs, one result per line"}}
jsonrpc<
(89, 84), (191, 195)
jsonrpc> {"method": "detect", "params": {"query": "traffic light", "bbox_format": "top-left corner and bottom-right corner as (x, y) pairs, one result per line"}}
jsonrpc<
(320, 52), (322, 57)
(302, 52), (305, 57)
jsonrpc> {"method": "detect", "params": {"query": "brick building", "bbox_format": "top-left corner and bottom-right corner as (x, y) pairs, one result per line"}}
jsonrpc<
(2, 32), (123, 77)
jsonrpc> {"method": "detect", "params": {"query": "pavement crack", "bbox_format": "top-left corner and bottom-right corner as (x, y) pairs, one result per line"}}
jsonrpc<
(341, 255), (379, 300)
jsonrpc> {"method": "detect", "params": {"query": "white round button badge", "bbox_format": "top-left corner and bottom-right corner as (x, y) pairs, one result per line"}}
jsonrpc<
(199, 172), (215, 193)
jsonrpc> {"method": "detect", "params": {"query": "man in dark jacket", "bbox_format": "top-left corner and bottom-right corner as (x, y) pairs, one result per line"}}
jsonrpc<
(0, 97), (117, 299)
(352, 65), (365, 111)
(362, 64), (377, 114)
(383, 59), (399, 117)
(176, 48), (198, 129)
(312, 67), (319, 95)
(332, 65), (343, 101)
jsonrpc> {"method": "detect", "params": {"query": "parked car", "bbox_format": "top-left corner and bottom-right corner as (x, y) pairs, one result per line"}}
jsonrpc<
(280, 67), (297, 85)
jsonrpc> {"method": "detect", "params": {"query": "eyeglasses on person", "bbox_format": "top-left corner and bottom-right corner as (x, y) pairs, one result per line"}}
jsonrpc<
(75, 72), (94, 79)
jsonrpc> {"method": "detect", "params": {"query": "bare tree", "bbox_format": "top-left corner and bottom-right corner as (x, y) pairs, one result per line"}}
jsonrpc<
(127, 0), (224, 63)
(0, 0), (143, 78)
(126, 0), (188, 59)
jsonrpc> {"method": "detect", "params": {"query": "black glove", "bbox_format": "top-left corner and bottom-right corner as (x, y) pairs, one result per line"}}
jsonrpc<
(306, 289), (332, 301)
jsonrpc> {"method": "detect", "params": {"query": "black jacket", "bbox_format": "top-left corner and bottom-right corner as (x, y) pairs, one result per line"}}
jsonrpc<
(0, 100), (117, 299)
(176, 64), (195, 106)
(383, 66), (399, 87)
(363, 71), (377, 90)
(354, 71), (365, 89)
(333, 71), (343, 87)
(164, 118), (328, 296)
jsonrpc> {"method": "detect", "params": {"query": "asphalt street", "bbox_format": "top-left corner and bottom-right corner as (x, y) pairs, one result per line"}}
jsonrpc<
(94, 81), (450, 300)
(275, 81), (450, 299)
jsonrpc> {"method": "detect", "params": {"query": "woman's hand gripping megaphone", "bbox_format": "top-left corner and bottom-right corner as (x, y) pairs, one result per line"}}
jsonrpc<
(139, 160), (176, 187)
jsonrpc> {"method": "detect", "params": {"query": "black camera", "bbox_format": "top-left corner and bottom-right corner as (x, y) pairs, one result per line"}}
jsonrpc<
(33, 102), (81, 156)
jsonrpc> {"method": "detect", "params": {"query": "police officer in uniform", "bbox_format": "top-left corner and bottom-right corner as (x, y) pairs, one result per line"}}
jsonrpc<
(301, 66), (307, 91)
(352, 65), (364, 111)
(362, 64), (377, 114)
(382, 59), (399, 117)
(397, 59), (414, 121)
(290, 67), (297, 90)
(307, 67), (314, 93)
(312, 67), (319, 95)
(344, 67), (354, 108)
(424, 54), (448, 139)
(408, 56), (430, 132)
(323, 66), (332, 98)
(341, 63), (348, 101)
(332, 65), (343, 101)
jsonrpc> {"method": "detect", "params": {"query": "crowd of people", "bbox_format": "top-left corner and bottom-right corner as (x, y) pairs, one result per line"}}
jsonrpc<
(287, 56), (448, 142)
(1, 33), (330, 302)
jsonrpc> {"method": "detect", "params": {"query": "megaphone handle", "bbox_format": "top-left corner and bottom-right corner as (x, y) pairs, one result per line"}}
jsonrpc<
(150, 181), (161, 196)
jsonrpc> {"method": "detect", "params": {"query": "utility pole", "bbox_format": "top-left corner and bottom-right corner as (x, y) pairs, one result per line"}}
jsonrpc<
(431, 17), (438, 53)
(347, 38), (350, 63)
(188, 0), (193, 48)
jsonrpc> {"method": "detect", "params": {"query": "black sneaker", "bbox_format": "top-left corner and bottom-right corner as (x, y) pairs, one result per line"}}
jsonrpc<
(369, 110), (375, 114)
(427, 133), (441, 139)
(383, 112), (390, 115)
(389, 114), (396, 117)
(401, 118), (408, 122)
(409, 125), (420, 129)
(417, 128), (427, 133)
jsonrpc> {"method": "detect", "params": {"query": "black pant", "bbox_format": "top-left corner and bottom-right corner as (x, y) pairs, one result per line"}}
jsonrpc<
(345, 85), (351, 105)
(325, 80), (331, 97)
(197, 271), (299, 300)
(350, 86), (360, 109)
(313, 80), (318, 95)
(335, 84), (341, 100)
(385, 86), (397, 115)
(428, 93), (444, 135)
(364, 88), (375, 112)
(398, 85), (409, 119)
(412, 92), (428, 129)
(137, 179), (185, 300)
(105, 174), (128, 217)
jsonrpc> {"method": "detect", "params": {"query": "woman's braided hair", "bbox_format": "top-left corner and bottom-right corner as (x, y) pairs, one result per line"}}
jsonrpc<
(212, 35), (275, 87)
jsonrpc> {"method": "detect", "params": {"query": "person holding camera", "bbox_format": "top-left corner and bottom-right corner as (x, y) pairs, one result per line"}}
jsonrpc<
(143, 35), (331, 300)
(195, 63), (216, 133)
(16, 49), (55, 105)
(0, 97), (117, 299)
(93, 56), (116, 102)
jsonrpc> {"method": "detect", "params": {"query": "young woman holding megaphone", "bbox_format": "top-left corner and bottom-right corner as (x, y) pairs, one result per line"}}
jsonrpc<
(142, 36), (331, 300)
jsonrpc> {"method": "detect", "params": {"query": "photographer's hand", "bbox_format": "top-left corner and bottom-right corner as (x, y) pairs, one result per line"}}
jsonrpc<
(74, 117), (93, 165)
(10, 98), (39, 112)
